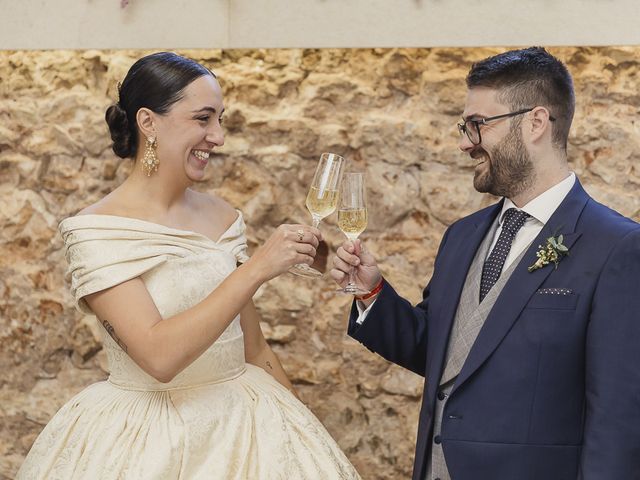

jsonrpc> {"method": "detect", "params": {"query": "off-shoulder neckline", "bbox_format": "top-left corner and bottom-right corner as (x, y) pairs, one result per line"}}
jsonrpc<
(59, 210), (243, 245)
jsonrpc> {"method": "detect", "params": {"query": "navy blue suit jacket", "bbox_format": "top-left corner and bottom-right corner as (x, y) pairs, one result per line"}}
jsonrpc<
(349, 179), (640, 480)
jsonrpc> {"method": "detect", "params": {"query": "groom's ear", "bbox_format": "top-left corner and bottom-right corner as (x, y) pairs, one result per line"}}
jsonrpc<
(527, 106), (553, 145)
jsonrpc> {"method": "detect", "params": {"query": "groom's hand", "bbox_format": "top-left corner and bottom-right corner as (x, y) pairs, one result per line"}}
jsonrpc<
(331, 239), (382, 295)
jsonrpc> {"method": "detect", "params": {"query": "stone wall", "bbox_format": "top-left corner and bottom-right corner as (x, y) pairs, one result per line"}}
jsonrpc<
(1, 47), (639, 479)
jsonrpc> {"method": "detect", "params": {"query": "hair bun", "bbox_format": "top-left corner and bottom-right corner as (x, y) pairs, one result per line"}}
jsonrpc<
(105, 103), (135, 158)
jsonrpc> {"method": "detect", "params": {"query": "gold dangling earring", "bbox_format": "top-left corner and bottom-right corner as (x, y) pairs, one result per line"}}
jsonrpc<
(141, 136), (159, 176)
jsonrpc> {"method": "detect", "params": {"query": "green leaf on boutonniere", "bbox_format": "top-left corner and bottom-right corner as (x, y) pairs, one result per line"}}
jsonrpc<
(528, 234), (570, 273)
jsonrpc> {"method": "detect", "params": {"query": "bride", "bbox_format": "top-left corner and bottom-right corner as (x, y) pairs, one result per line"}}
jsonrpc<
(17, 52), (360, 479)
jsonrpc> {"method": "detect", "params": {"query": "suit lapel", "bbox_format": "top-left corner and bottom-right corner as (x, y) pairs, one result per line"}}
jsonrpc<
(439, 203), (502, 319)
(425, 203), (502, 398)
(451, 180), (590, 394)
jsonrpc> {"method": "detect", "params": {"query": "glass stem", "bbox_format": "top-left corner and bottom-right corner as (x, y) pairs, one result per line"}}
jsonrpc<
(346, 235), (358, 291)
(311, 215), (321, 228)
(347, 266), (356, 290)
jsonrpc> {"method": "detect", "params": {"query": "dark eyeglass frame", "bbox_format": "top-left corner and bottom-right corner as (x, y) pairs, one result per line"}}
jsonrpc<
(457, 107), (556, 146)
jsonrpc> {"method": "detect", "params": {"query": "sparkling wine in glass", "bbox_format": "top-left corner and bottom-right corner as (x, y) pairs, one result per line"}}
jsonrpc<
(289, 152), (344, 278)
(337, 172), (369, 294)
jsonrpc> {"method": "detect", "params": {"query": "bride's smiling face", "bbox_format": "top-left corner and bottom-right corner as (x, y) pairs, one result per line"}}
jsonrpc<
(153, 74), (225, 183)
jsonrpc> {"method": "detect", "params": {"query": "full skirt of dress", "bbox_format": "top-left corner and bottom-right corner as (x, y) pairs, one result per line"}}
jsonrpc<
(18, 364), (359, 480)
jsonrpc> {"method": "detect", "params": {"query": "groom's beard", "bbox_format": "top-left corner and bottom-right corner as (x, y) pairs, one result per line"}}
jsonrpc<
(472, 125), (535, 199)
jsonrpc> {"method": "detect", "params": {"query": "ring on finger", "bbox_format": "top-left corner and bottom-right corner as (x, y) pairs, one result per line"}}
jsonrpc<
(296, 228), (305, 242)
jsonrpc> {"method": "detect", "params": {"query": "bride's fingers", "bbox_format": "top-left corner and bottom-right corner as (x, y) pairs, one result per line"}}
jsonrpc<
(294, 243), (316, 258)
(288, 227), (320, 248)
(308, 226), (322, 243)
(301, 231), (320, 249)
(296, 252), (315, 266)
(287, 227), (305, 243)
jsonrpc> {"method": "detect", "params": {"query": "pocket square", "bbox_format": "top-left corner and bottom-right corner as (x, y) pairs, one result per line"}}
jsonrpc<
(528, 288), (579, 310)
(536, 287), (573, 296)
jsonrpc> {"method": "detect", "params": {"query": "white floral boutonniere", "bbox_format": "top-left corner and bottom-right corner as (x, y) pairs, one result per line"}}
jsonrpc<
(528, 234), (569, 273)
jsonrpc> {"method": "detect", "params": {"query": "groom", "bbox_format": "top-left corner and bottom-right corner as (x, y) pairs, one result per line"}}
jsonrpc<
(332, 47), (640, 480)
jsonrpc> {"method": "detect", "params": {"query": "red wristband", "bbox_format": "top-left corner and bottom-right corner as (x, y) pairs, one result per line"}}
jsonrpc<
(355, 277), (384, 301)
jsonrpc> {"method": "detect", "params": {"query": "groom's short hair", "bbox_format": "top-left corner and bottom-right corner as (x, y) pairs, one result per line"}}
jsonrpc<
(466, 47), (575, 151)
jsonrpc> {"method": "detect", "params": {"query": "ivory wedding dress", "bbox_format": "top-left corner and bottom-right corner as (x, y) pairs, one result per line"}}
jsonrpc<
(17, 212), (360, 480)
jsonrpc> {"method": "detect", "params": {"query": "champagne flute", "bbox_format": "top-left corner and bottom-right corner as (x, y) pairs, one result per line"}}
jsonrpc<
(289, 153), (344, 278)
(336, 172), (369, 294)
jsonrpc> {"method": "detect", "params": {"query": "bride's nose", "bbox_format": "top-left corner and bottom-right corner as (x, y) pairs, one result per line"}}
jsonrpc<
(206, 121), (224, 147)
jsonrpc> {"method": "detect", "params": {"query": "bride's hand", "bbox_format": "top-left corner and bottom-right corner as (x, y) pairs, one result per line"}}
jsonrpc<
(247, 224), (322, 282)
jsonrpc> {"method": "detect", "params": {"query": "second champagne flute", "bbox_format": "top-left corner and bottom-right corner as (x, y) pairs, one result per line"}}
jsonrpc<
(289, 152), (344, 278)
(336, 172), (369, 294)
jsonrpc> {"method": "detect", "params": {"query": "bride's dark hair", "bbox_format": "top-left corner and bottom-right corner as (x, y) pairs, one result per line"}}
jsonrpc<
(105, 52), (215, 159)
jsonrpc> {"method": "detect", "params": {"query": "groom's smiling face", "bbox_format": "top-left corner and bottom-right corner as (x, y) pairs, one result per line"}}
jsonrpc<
(459, 87), (535, 200)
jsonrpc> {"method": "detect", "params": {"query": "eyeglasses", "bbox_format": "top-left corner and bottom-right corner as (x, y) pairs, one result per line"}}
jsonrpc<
(457, 107), (556, 145)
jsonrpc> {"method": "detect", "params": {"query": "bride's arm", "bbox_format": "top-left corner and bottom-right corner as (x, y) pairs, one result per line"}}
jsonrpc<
(241, 301), (297, 396)
(84, 225), (320, 383)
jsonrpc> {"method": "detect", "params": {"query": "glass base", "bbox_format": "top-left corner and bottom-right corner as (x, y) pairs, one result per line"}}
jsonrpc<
(336, 284), (370, 295)
(289, 263), (323, 278)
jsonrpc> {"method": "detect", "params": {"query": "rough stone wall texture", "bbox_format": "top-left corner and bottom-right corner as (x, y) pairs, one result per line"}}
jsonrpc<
(1, 47), (639, 479)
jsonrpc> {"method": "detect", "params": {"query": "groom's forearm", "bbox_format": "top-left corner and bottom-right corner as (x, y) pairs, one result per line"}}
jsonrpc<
(349, 281), (429, 377)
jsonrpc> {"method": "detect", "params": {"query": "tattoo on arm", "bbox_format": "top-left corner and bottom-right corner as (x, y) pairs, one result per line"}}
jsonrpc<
(101, 320), (128, 353)
(266, 361), (273, 370)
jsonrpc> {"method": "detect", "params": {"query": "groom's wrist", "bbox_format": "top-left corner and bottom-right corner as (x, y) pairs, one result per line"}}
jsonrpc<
(355, 277), (384, 304)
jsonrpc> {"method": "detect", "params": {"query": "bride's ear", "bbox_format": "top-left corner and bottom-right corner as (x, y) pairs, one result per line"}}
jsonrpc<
(136, 108), (156, 139)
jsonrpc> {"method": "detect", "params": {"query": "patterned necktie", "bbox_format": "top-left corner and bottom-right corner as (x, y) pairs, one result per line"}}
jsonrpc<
(479, 208), (530, 302)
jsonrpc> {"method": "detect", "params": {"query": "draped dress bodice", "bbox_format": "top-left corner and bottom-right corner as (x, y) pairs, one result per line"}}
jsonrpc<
(61, 213), (249, 390)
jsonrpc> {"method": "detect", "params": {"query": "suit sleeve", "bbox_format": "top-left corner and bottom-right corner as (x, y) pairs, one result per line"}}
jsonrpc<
(580, 227), (640, 479)
(346, 227), (451, 377)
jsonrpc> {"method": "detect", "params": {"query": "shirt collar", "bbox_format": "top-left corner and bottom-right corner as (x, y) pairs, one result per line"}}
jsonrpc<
(499, 172), (576, 226)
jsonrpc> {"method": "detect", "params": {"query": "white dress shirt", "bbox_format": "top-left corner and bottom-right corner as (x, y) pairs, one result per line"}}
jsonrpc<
(355, 173), (576, 325)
